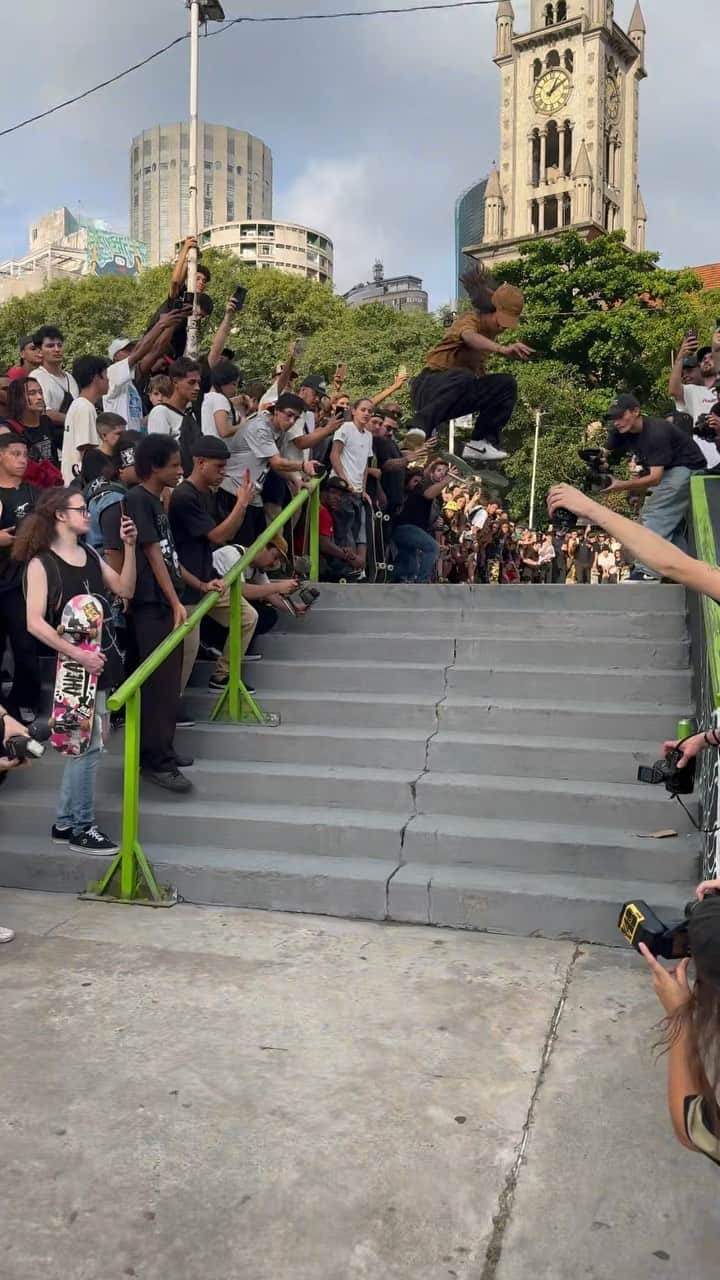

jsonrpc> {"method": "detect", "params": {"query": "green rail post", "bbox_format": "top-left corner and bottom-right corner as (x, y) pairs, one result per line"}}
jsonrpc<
(82, 480), (320, 903)
(309, 482), (320, 582)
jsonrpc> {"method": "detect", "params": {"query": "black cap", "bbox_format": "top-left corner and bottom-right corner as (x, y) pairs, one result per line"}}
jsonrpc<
(300, 374), (327, 394)
(697, 346), (713, 362)
(606, 393), (641, 420)
(689, 896), (720, 986)
(192, 436), (230, 460)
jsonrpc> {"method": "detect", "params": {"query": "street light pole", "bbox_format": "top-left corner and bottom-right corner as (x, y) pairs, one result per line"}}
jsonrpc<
(186, 0), (200, 356)
(528, 408), (544, 529)
(185, 0), (225, 357)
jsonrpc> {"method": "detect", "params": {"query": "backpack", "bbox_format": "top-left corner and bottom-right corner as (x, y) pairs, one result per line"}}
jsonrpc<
(178, 411), (203, 477)
(84, 481), (126, 553)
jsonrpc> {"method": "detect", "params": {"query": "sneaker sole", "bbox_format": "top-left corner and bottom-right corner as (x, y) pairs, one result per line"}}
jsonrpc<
(68, 844), (119, 856)
(51, 836), (72, 845)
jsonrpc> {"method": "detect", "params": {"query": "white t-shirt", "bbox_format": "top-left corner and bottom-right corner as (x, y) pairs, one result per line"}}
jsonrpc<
(103, 358), (145, 432)
(33, 366), (79, 413)
(331, 421), (373, 493)
(202, 390), (247, 481)
(281, 410), (315, 468)
(147, 403), (184, 441)
(675, 384), (720, 467)
(62, 397), (98, 484)
(222, 411), (279, 505)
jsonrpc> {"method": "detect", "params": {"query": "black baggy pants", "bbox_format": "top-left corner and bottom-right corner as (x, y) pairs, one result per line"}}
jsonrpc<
(1, 586), (40, 716)
(411, 368), (517, 445)
(131, 604), (181, 772)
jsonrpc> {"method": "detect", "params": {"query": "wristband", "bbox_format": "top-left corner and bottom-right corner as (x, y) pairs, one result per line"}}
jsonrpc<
(703, 730), (720, 748)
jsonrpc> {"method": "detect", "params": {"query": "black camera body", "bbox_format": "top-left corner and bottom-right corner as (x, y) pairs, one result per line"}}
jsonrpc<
(637, 745), (696, 795)
(578, 448), (614, 494)
(618, 899), (693, 960)
(693, 405), (720, 442)
(0, 716), (50, 762)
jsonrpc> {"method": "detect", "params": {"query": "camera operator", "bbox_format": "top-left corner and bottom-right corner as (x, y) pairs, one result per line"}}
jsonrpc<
(669, 335), (720, 470)
(639, 887), (720, 1165)
(0, 702), (31, 943)
(597, 395), (706, 582)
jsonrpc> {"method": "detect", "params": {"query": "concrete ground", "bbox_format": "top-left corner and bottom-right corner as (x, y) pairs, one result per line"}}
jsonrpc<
(1, 892), (718, 1280)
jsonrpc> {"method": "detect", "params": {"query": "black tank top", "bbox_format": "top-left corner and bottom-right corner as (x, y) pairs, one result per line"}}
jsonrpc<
(41, 547), (120, 690)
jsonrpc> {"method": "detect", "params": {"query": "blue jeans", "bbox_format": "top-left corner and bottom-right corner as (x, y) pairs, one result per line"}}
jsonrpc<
(56, 693), (105, 835)
(392, 525), (441, 583)
(636, 467), (696, 578)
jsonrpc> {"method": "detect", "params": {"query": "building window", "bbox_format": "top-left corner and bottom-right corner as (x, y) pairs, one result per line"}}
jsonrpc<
(143, 140), (152, 156)
(546, 120), (560, 171)
(564, 49), (574, 72)
(546, 50), (560, 69)
(533, 58), (542, 81)
(531, 130), (541, 186)
(545, 196), (559, 231)
(236, 165), (243, 175)
(557, 0), (567, 19)
(562, 192), (572, 226)
(215, 160), (222, 170)
(204, 162), (213, 171)
(170, 159), (176, 169)
(544, 3), (554, 25)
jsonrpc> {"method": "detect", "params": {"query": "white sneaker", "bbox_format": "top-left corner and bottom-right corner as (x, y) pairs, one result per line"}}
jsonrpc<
(0, 926), (15, 944)
(463, 440), (508, 463)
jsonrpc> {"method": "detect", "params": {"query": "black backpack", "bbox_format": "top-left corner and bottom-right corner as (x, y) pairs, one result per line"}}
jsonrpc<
(178, 411), (203, 477)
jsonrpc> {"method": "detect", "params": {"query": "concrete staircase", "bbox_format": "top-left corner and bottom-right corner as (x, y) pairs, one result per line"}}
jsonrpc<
(0, 584), (700, 944)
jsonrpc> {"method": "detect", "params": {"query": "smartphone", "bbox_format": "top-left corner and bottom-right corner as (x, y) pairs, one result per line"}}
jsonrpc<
(120, 501), (127, 519)
(231, 285), (247, 311)
(686, 327), (698, 345)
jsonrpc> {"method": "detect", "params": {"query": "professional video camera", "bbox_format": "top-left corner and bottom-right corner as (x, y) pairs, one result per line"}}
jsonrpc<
(0, 716), (50, 763)
(637, 744), (696, 795)
(618, 898), (697, 960)
(552, 447), (615, 535)
(693, 404), (720, 443)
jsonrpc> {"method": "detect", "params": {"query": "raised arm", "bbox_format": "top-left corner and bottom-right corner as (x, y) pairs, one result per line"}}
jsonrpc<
(169, 235), (196, 299)
(208, 299), (238, 369)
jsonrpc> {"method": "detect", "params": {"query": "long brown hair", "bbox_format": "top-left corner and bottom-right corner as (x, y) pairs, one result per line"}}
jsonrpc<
(6, 374), (36, 425)
(662, 978), (720, 1133)
(12, 487), (77, 564)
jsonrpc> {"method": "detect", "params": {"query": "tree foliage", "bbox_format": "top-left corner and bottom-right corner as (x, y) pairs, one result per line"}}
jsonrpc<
(0, 233), (713, 522)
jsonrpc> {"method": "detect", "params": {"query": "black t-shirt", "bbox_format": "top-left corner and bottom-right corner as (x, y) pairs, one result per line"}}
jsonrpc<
(573, 540), (594, 567)
(168, 480), (218, 604)
(106, 484), (183, 609)
(0, 482), (38, 592)
(608, 416), (706, 473)
(395, 484), (435, 533)
(373, 435), (405, 512)
(4, 416), (61, 468)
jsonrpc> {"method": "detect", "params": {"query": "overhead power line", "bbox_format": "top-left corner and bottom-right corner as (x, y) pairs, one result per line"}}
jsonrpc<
(0, 0), (498, 140)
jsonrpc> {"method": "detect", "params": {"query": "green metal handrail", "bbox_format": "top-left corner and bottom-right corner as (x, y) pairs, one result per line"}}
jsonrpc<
(690, 475), (720, 708)
(84, 480), (321, 906)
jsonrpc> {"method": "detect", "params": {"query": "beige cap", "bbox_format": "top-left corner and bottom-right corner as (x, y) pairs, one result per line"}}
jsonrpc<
(492, 284), (524, 330)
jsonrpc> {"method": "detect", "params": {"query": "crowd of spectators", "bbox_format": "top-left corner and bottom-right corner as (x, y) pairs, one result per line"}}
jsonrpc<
(0, 234), (715, 848)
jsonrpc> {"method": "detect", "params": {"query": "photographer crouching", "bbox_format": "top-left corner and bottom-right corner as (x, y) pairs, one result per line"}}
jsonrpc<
(640, 884), (720, 1166)
(0, 703), (34, 945)
(596, 394), (707, 583)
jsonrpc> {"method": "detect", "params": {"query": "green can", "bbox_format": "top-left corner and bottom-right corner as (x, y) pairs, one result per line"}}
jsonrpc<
(676, 717), (695, 740)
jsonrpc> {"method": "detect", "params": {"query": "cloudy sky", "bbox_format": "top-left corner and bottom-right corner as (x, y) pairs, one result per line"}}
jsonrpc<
(0, 1), (714, 305)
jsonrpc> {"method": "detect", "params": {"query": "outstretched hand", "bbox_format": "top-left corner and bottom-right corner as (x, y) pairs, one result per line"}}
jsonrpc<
(662, 733), (706, 769)
(547, 484), (596, 520)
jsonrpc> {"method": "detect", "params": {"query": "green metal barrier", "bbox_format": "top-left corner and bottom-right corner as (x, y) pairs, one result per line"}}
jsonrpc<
(689, 475), (720, 881)
(83, 481), (321, 906)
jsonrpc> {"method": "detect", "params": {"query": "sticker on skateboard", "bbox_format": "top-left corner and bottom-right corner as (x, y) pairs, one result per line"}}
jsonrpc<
(50, 594), (103, 757)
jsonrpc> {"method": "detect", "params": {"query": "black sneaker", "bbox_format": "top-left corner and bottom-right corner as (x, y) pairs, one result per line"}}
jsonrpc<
(69, 826), (119, 855)
(623, 570), (659, 583)
(51, 824), (72, 845)
(172, 753), (195, 768)
(176, 701), (196, 728)
(144, 768), (192, 794)
(209, 674), (255, 694)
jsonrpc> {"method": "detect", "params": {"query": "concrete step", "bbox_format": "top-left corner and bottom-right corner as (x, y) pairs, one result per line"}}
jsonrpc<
(447, 663), (692, 704)
(171, 723), (431, 770)
(453, 634), (689, 670)
(250, 660), (447, 697)
(0, 789), (407, 861)
(308, 582), (686, 613)
(438, 697), (692, 740)
(414, 771), (696, 832)
(387, 864), (697, 946)
(427, 731), (659, 783)
(260, 632), (456, 664)
(180, 688), (440, 732)
(296, 608), (688, 640)
(400, 812), (699, 881)
(0, 834), (397, 922)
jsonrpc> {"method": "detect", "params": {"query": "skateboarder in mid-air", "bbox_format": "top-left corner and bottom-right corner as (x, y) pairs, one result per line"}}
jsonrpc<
(409, 264), (532, 466)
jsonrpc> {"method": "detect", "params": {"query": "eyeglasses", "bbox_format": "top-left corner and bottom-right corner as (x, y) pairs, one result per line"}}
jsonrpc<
(64, 504), (88, 516)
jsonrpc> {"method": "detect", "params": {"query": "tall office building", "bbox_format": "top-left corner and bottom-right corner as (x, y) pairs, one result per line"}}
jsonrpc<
(455, 179), (488, 300)
(130, 122), (272, 266)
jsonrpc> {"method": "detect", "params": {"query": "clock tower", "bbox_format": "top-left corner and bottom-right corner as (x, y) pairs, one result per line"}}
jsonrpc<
(466, 0), (648, 268)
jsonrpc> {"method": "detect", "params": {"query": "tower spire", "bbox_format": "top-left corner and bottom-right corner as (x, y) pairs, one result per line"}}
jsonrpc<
(495, 0), (514, 62)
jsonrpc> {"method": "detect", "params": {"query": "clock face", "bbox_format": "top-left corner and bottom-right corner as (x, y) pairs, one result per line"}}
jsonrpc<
(533, 68), (572, 116)
(605, 74), (620, 122)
